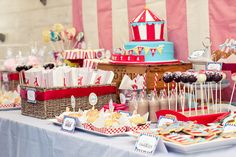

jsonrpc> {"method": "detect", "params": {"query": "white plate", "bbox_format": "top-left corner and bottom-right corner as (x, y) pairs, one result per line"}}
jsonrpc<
(49, 119), (128, 137)
(164, 137), (236, 154)
(0, 107), (21, 111)
(125, 130), (236, 154)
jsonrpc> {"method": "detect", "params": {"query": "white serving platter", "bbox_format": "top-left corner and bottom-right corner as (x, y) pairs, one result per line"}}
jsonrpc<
(0, 107), (21, 111)
(49, 119), (128, 137)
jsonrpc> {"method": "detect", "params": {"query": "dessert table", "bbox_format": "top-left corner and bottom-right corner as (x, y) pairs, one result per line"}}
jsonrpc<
(1, 110), (236, 157)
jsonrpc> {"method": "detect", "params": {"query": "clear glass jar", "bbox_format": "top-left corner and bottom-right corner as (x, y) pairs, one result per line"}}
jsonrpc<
(137, 92), (149, 116)
(159, 90), (168, 110)
(128, 92), (138, 114)
(148, 91), (159, 122)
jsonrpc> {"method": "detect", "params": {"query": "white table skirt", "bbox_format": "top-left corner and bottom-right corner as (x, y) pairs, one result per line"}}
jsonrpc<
(0, 110), (236, 157)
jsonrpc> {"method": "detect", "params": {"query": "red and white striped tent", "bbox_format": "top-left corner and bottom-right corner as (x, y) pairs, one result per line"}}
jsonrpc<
(130, 7), (164, 41)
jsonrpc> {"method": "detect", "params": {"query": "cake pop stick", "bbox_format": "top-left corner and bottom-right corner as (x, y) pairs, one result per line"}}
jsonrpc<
(180, 72), (189, 114)
(173, 71), (181, 111)
(228, 73), (236, 111)
(163, 72), (173, 110)
(220, 72), (226, 112)
(197, 72), (207, 115)
(213, 72), (223, 113)
(142, 73), (147, 96)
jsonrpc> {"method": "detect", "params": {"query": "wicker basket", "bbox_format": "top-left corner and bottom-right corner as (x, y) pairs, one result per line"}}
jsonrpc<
(20, 85), (117, 119)
(1, 71), (19, 91)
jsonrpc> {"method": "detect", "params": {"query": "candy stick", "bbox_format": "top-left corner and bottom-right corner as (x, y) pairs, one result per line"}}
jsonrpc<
(188, 83), (191, 116)
(197, 73), (207, 115)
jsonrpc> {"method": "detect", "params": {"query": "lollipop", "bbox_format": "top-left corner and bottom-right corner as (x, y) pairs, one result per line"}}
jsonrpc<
(197, 72), (207, 115)
(53, 23), (64, 33)
(163, 72), (173, 110)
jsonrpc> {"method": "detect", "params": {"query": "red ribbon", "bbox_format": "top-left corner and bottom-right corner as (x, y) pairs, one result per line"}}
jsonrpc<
(20, 85), (117, 101)
(1, 72), (19, 81)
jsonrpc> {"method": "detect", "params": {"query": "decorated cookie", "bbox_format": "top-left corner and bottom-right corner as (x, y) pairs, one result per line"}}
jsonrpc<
(161, 133), (199, 145)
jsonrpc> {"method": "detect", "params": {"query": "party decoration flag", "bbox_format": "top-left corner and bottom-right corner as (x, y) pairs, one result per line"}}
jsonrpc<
(157, 45), (164, 54)
(133, 47), (139, 55)
(150, 48), (157, 57)
(144, 47), (149, 55)
(137, 46), (143, 55)
(128, 49), (133, 55)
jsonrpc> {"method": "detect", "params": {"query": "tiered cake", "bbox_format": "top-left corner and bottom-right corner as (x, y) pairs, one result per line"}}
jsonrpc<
(112, 7), (176, 63)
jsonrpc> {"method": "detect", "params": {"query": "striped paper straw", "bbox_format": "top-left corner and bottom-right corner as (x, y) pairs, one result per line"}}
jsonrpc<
(142, 73), (146, 96)
(154, 73), (158, 93)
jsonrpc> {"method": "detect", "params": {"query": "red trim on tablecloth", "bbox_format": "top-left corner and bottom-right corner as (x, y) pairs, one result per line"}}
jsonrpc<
(20, 85), (117, 101)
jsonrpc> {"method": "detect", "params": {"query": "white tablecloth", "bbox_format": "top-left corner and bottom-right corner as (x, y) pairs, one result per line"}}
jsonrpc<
(0, 110), (236, 157)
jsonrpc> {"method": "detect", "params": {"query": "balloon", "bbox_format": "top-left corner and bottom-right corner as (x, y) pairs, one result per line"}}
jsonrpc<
(42, 30), (50, 43)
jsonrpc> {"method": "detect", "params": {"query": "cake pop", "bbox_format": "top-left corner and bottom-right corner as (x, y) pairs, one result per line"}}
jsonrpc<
(197, 72), (207, 115)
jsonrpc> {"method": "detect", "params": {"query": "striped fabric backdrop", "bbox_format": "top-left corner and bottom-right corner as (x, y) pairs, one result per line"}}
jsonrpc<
(72, 0), (236, 61)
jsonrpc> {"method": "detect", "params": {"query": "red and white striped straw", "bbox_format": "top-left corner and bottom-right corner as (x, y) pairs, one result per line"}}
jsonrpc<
(154, 73), (158, 93)
(142, 73), (147, 95)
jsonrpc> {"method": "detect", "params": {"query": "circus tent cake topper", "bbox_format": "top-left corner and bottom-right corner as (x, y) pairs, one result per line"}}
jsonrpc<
(130, 6), (165, 41)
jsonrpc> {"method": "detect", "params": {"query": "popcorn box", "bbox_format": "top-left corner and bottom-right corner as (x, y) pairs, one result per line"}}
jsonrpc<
(0, 71), (19, 91)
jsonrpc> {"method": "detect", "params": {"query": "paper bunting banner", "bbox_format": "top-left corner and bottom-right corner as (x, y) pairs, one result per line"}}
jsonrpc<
(144, 47), (149, 55)
(128, 49), (134, 55)
(157, 45), (164, 54)
(133, 47), (139, 55)
(150, 48), (157, 57)
(138, 46), (144, 55)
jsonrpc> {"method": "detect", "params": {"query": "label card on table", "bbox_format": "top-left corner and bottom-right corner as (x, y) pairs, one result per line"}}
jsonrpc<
(134, 133), (168, 154)
(61, 116), (77, 133)
(206, 62), (222, 71)
(89, 92), (98, 107)
(118, 110), (131, 117)
(157, 115), (176, 127)
(2, 73), (9, 82)
(27, 88), (36, 104)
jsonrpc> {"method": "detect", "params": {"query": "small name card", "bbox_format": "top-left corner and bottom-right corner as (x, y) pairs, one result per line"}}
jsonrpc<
(135, 133), (159, 154)
(27, 88), (36, 103)
(61, 116), (77, 133)
(206, 62), (222, 71)
(118, 110), (131, 117)
(223, 123), (236, 132)
(158, 115), (176, 127)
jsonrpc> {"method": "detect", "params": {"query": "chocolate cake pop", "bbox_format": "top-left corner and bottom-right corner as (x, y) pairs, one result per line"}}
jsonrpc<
(173, 71), (182, 83)
(162, 72), (173, 83)
(180, 72), (189, 83)
(213, 72), (223, 83)
(16, 66), (23, 72)
(205, 71), (214, 82)
(188, 73), (198, 84)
